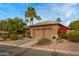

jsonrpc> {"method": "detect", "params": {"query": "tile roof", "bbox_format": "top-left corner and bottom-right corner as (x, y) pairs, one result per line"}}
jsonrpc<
(29, 21), (60, 26)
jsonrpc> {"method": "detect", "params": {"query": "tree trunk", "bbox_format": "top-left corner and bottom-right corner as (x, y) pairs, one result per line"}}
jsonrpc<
(30, 20), (33, 25)
(30, 21), (31, 25)
(32, 20), (33, 25)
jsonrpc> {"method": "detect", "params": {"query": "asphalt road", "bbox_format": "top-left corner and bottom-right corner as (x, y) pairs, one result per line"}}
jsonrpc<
(0, 45), (78, 56)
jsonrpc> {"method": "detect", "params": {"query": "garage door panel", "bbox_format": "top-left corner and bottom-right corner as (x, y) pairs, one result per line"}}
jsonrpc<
(33, 29), (43, 39)
(32, 29), (52, 39)
(44, 29), (52, 38)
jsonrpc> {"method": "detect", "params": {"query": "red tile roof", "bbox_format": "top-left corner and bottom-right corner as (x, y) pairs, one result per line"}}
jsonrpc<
(29, 21), (60, 26)
(25, 21), (70, 29)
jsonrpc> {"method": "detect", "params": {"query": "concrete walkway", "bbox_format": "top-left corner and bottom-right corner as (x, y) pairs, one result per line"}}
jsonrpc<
(19, 39), (39, 47)
(0, 39), (39, 47)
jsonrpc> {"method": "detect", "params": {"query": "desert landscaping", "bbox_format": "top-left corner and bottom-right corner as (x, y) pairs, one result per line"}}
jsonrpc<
(0, 3), (79, 56)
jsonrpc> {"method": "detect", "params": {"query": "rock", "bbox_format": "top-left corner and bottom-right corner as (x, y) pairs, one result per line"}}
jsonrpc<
(0, 37), (5, 41)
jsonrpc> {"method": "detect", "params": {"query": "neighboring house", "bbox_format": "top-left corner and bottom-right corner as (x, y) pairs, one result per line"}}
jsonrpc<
(25, 21), (70, 39)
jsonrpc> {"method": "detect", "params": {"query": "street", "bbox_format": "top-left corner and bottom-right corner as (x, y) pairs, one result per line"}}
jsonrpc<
(0, 44), (79, 56)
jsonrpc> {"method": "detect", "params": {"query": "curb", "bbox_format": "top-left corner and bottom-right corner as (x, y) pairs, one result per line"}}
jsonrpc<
(29, 47), (79, 55)
(0, 43), (79, 56)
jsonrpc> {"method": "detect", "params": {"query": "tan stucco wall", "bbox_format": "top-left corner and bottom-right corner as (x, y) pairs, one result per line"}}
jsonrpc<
(29, 24), (59, 39)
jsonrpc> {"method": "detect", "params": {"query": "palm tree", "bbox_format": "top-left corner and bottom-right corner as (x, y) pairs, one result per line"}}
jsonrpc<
(56, 17), (62, 22)
(25, 6), (41, 25)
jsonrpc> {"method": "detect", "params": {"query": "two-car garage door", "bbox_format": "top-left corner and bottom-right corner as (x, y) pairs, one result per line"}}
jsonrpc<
(32, 29), (52, 39)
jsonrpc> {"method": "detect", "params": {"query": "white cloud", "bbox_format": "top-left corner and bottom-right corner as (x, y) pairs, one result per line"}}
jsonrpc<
(48, 3), (78, 19)
(65, 7), (76, 18)
(62, 3), (78, 18)
(32, 3), (79, 26)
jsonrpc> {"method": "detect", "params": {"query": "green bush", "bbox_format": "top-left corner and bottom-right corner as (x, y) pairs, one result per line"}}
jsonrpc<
(27, 33), (32, 38)
(58, 29), (66, 39)
(66, 31), (79, 42)
(17, 35), (23, 39)
(9, 34), (17, 40)
(23, 34), (26, 38)
(36, 38), (52, 45)
(1, 34), (9, 40)
(52, 36), (56, 39)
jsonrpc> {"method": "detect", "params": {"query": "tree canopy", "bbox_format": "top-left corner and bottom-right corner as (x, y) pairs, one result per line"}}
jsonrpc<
(69, 20), (79, 30)
(25, 6), (41, 25)
(56, 17), (62, 22)
(0, 17), (26, 32)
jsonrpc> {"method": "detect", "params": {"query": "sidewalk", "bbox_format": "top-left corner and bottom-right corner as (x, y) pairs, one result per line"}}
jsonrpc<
(0, 39), (79, 55)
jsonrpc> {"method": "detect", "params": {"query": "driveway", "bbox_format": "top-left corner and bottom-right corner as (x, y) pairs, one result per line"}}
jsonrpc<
(0, 38), (39, 47)
(0, 39), (79, 56)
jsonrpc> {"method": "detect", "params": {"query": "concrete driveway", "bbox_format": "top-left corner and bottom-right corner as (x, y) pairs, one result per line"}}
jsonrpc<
(0, 39), (79, 56)
(0, 38), (39, 47)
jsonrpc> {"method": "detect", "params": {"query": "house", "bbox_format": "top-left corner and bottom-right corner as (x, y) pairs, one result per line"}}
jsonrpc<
(25, 21), (70, 39)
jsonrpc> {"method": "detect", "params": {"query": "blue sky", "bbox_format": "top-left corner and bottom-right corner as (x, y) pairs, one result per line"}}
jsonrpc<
(0, 3), (79, 26)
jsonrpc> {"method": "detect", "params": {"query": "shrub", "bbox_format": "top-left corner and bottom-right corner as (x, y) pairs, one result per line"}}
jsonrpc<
(17, 35), (23, 39)
(23, 34), (26, 38)
(1, 33), (9, 40)
(0, 33), (1, 36)
(36, 38), (52, 45)
(58, 29), (66, 39)
(66, 31), (79, 42)
(52, 36), (56, 39)
(27, 33), (32, 38)
(9, 34), (17, 40)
